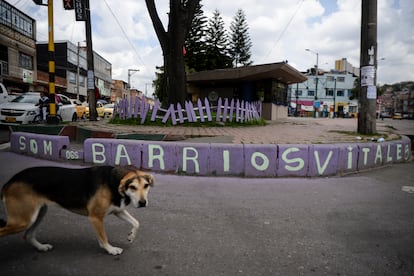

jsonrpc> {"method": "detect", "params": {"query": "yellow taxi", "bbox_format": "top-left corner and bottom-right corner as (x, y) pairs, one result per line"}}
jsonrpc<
(70, 99), (87, 119)
(84, 101), (105, 118)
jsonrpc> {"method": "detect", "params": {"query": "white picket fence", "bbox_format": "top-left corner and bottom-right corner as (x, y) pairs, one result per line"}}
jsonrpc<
(113, 96), (262, 125)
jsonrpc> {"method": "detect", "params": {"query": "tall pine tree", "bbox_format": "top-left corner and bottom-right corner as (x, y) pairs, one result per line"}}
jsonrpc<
(229, 9), (252, 67)
(204, 9), (232, 70)
(184, 3), (208, 72)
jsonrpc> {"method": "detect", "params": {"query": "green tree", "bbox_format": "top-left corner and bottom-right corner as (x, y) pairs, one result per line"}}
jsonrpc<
(145, 0), (200, 106)
(184, 3), (208, 72)
(229, 9), (252, 67)
(204, 9), (232, 70)
(350, 77), (360, 100)
(152, 66), (165, 102)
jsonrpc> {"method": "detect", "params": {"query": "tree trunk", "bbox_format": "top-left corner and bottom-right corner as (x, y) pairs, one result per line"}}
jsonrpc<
(145, 0), (199, 107)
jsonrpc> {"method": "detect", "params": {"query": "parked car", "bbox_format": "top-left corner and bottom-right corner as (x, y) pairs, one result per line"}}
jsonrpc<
(0, 82), (16, 105)
(103, 103), (114, 118)
(392, 112), (402, 120)
(70, 99), (87, 119)
(84, 101), (105, 118)
(380, 112), (392, 118)
(0, 92), (77, 125)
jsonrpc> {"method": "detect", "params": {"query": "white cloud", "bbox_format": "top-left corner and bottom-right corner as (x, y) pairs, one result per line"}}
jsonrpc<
(12, 0), (414, 96)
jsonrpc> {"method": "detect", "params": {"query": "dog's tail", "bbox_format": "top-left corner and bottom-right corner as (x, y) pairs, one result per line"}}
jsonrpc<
(0, 219), (6, 227)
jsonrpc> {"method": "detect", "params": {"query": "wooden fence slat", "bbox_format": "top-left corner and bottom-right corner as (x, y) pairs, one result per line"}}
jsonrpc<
(140, 95), (145, 119)
(177, 103), (185, 123)
(216, 97), (222, 122)
(229, 98), (234, 122)
(150, 99), (160, 121)
(140, 99), (150, 124)
(114, 95), (262, 125)
(135, 96), (140, 118)
(205, 98), (212, 121)
(185, 101), (193, 122)
(170, 105), (177, 125)
(197, 98), (205, 122)
(189, 101), (197, 122)
(162, 104), (173, 123)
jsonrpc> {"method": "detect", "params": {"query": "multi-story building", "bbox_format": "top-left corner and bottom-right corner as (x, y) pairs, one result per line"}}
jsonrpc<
(36, 40), (112, 101)
(0, 0), (36, 93)
(288, 70), (357, 118)
(111, 79), (128, 102)
(380, 86), (414, 118)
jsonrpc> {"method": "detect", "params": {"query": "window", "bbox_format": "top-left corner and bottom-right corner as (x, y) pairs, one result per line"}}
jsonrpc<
(326, 89), (334, 97)
(19, 52), (33, 70)
(295, 90), (302, 96)
(68, 71), (76, 84)
(326, 76), (334, 82)
(308, 90), (315, 97)
(79, 75), (85, 87)
(337, 90), (344, 97)
(1, 1), (34, 38)
(337, 76), (345, 82)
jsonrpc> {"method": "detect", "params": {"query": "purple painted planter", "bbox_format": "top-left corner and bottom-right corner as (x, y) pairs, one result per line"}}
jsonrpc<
(9, 132), (412, 178)
(10, 132), (69, 161)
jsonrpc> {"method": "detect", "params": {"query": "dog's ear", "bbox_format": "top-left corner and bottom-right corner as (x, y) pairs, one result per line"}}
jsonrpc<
(142, 174), (154, 187)
(113, 166), (137, 195)
(136, 170), (154, 187)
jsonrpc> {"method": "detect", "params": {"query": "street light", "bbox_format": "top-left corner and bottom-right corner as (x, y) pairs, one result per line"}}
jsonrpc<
(306, 48), (319, 117)
(128, 69), (140, 97)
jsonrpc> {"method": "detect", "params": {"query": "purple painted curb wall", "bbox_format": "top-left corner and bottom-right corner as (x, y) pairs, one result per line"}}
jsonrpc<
(10, 132), (412, 177)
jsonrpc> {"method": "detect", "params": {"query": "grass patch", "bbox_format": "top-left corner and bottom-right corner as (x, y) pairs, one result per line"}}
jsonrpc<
(109, 115), (266, 127)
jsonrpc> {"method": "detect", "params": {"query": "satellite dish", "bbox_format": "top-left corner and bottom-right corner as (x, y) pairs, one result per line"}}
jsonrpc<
(208, 91), (218, 101)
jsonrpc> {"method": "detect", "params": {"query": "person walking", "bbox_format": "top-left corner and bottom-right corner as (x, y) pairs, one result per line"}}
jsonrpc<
(38, 91), (50, 121)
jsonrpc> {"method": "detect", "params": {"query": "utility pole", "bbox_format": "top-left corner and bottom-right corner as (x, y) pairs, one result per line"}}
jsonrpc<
(76, 41), (80, 100)
(85, 0), (97, 121)
(306, 49), (319, 118)
(333, 77), (337, 118)
(33, 0), (59, 124)
(358, 0), (377, 134)
(128, 69), (140, 97)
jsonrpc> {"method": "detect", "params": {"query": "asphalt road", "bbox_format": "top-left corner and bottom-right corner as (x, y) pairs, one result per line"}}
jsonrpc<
(0, 152), (413, 275)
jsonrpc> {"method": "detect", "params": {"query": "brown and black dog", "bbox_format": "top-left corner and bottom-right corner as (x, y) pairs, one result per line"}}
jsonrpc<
(0, 165), (154, 255)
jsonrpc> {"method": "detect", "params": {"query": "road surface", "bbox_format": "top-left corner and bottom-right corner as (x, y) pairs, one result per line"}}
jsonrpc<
(0, 152), (413, 275)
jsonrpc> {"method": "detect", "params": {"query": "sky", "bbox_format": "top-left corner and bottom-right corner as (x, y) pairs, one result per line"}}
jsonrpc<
(11, 0), (414, 96)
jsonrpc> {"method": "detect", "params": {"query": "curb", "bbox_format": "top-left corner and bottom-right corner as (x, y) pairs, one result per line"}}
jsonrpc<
(9, 131), (412, 178)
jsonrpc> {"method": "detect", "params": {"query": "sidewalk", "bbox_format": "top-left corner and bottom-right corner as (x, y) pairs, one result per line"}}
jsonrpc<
(71, 117), (403, 144)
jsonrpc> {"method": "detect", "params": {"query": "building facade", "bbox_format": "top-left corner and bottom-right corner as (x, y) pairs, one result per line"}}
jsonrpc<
(289, 70), (357, 118)
(36, 41), (112, 101)
(0, 0), (36, 93)
(379, 85), (414, 118)
(187, 62), (307, 120)
(111, 79), (128, 102)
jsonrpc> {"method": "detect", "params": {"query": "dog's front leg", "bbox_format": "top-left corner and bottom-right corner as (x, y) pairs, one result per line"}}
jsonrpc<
(88, 215), (123, 255)
(114, 210), (140, 242)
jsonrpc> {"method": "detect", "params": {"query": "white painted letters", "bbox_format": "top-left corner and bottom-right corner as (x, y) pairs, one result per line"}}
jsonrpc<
(282, 147), (305, 172)
(115, 144), (131, 165)
(92, 143), (106, 164)
(183, 147), (199, 173)
(148, 144), (165, 170)
(314, 150), (333, 175)
(251, 152), (269, 171)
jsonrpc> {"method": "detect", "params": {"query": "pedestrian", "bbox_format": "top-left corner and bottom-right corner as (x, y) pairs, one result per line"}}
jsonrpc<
(95, 85), (100, 102)
(38, 91), (49, 121)
(55, 94), (61, 112)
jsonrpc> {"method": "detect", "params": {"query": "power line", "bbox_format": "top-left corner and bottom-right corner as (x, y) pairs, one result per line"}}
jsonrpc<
(261, 0), (304, 62)
(102, 0), (148, 71)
